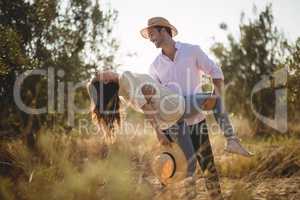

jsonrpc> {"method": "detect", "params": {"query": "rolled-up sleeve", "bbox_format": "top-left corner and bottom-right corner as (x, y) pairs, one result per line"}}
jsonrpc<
(194, 45), (224, 80)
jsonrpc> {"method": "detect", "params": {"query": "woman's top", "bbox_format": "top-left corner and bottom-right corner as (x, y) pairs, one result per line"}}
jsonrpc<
(118, 71), (185, 130)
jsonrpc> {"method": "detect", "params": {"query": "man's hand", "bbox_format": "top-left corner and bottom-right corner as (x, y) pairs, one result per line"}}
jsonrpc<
(157, 132), (172, 147)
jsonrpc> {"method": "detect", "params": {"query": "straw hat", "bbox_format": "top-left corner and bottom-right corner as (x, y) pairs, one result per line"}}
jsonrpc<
(140, 17), (178, 39)
(151, 143), (188, 185)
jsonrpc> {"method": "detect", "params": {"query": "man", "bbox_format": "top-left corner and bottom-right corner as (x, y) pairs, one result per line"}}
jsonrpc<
(140, 17), (252, 199)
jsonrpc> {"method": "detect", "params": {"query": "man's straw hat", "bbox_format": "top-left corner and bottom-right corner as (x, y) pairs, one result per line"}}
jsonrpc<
(151, 143), (188, 185)
(140, 17), (178, 39)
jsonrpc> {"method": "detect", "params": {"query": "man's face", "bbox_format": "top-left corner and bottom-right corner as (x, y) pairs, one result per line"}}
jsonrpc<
(147, 27), (164, 48)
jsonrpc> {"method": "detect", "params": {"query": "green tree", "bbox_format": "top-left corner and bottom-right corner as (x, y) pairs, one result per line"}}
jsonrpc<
(211, 4), (291, 136)
(286, 38), (300, 126)
(0, 0), (118, 147)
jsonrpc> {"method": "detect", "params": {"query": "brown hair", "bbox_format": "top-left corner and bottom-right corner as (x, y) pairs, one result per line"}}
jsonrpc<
(87, 80), (120, 140)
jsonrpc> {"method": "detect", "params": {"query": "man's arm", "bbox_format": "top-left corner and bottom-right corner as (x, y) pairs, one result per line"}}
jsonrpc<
(194, 45), (225, 107)
(142, 103), (171, 146)
(212, 78), (224, 97)
(194, 45), (224, 80)
(212, 78), (226, 114)
(140, 84), (171, 146)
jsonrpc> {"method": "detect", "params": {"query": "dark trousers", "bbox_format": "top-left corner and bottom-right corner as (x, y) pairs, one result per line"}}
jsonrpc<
(164, 120), (223, 199)
(188, 120), (223, 200)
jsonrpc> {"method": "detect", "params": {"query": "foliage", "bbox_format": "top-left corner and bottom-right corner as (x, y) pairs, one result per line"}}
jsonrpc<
(285, 38), (300, 123)
(211, 4), (299, 135)
(0, 0), (119, 145)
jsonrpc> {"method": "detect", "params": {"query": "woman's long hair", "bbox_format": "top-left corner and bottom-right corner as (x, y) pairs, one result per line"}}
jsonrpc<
(87, 80), (120, 142)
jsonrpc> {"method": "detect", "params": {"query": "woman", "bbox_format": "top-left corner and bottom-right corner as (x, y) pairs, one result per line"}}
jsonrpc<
(87, 70), (252, 155)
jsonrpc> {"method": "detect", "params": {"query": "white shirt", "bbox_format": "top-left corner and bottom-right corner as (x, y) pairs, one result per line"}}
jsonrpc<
(118, 71), (185, 130)
(149, 41), (224, 125)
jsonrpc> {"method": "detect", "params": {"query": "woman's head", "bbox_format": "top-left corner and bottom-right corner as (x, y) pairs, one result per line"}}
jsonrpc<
(87, 80), (120, 136)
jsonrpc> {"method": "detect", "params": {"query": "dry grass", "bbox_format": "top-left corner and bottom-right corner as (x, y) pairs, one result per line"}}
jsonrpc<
(227, 182), (254, 200)
(1, 116), (300, 200)
(210, 133), (300, 178)
(0, 128), (155, 200)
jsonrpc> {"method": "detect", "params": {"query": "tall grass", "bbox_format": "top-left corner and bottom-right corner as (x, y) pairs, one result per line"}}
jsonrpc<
(210, 133), (300, 179)
(1, 116), (300, 200)
(0, 129), (154, 200)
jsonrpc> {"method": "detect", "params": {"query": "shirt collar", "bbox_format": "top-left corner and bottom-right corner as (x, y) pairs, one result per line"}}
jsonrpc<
(159, 41), (181, 57)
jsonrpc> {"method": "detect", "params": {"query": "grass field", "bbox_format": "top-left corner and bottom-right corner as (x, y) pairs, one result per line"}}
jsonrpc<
(1, 117), (300, 200)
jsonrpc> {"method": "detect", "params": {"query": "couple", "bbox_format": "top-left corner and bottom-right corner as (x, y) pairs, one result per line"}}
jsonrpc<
(87, 17), (252, 199)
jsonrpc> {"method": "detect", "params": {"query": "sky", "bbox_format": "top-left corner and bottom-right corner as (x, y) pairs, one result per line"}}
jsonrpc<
(102, 0), (300, 73)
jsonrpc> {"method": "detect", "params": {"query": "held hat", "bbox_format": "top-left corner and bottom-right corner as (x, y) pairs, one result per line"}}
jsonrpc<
(151, 143), (189, 185)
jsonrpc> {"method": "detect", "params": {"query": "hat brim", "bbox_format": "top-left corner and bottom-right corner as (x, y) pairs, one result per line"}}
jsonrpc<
(140, 24), (178, 39)
(151, 143), (188, 185)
